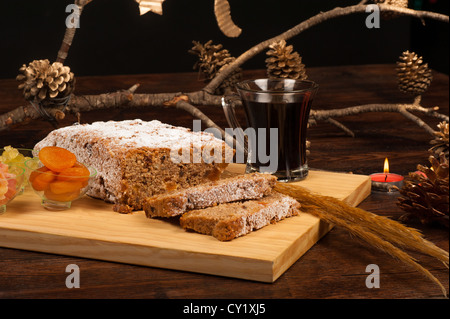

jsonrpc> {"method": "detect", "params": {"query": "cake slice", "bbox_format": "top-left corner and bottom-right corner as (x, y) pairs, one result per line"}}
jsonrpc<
(179, 192), (301, 241)
(143, 172), (277, 218)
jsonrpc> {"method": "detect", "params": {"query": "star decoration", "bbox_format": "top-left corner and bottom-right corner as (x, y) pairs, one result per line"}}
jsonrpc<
(135, 0), (165, 15)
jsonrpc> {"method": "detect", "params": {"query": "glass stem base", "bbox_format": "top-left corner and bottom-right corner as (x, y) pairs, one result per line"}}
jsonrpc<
(246, 163), (309, 182)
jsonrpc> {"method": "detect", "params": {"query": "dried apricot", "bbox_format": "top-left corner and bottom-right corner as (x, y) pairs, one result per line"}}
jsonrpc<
(49, 180), (83, 195)
(30, 167), (56, 191)
(44, 189), (80, 202)
(31, 178), (50, 191)
(39, 146), (77, 173)
(30, 166), (51, 182)
(57, 165), (90, 183)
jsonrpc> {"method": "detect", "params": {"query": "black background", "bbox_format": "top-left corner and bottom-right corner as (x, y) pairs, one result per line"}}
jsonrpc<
(0, 0), (448, 79)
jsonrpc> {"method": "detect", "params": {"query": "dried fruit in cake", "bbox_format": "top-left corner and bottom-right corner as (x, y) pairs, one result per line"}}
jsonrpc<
(179, 192), (301, 241)
(38, 146), (77, 172)
(144, 173), (278, 218)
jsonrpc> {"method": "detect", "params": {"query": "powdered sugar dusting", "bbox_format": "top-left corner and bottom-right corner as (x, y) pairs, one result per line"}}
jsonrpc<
(54, 119), (225, 150)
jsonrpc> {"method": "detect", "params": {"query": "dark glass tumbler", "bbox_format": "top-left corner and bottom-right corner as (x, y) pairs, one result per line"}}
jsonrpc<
(223, 79), (318, 182)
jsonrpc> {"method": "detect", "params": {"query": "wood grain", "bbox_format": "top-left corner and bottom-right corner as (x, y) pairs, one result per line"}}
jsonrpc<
(0, 65), (448, 299)
(0, 164), (370, 282)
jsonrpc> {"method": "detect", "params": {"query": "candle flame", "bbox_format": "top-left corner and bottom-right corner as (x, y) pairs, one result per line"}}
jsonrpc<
(383, 157), (389, 174)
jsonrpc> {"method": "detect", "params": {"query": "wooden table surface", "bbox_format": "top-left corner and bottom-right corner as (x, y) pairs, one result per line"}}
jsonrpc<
(0, 64), (448, 302)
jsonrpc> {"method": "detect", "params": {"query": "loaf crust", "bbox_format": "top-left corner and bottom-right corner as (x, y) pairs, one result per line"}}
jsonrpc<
(34, 119), (232, 212)
(179, 192), (301, 241)
(143, 172), (277, 218)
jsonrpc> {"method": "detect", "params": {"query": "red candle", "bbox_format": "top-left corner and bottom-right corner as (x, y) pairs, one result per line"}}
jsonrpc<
(370, 158), (404, 192)
(370, 173), (404, 182)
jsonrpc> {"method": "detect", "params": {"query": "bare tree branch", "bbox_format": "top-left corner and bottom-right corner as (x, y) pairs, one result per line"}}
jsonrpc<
(1, 2), (448, 138)
(310, 102), (449, 136)
(56, 0), (93, 63)
(204, 4), (449, 94)
(325, 118), (356, 137)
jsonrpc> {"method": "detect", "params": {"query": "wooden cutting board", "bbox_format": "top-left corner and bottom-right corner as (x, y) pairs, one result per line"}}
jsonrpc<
(0, 164), (371, 282)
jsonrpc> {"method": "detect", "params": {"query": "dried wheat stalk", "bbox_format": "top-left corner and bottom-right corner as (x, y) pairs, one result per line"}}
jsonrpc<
(276, 182), (449, 267)
(274, 182), (449, 297)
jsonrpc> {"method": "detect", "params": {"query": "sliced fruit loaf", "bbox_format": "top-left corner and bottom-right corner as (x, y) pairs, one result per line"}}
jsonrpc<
(179, 192), (301, 241)
(144, 172), (277, 218)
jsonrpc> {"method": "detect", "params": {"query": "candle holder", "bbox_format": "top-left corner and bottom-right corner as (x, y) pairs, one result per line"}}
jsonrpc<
(370, 157), (404, 193)
(370, 173), (404, 193)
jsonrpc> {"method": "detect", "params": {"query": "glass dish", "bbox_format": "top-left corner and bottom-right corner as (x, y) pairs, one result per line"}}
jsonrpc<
(0, 147), (35, 192)
(0, 163), (26, 214)
(25, 158), (97, 211)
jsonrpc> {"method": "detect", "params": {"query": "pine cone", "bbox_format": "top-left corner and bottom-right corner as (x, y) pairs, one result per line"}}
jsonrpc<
(429, 122), (449, 160)
(397, 154), (449, 228)
(396, 51), (433, 96)
(373, 0), (408, 19)
(16, 59), (75, 102)
(189, 40), (242, 95)
(265, 40), (307, 80)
